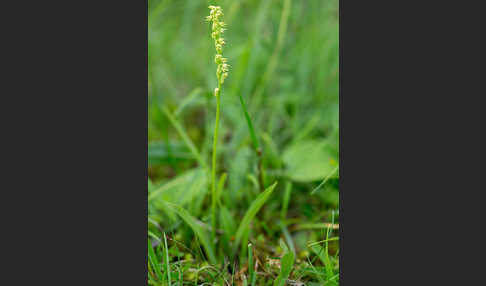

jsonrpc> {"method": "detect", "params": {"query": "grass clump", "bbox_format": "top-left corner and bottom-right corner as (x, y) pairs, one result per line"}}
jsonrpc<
(148, 0), (339, 285)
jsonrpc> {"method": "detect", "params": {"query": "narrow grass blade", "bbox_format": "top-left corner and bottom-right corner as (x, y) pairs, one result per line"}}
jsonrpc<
(311, 212), (337, 281)
(163, 233), (171, 286)
(149, 169), (203, 202)
(149, 177), (183, 201)
(175, 87), (203, 116)
(304, 255), (326, 284)
(311, 245), (328, 266)
(162, 106), (207, 169)
(310, 244), (335, 282)
(147, 262), (159, 286)
(273, 250), (294, 286)
(292, 223), (339, 231)
(237, 93), (259, 151)
(324, 213), (336, 281)
(163, 202), (217, 265)
(280, 181), (292, 219)
(216, 173), (227, 205)
(310, 165), (339, 195)
(308, 237), (339, 247)
(232, 181), (278, 255)
(248, 243), (256, 286)
(280, 221), (295, 255)
(148, 230), (161, 243)
(148, 239), (163, 282)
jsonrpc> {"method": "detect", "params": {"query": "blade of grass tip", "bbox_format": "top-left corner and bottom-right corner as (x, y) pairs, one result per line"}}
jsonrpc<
(279, 221), (296, 256)
(232, 182), (278, 256)
(148, 239), (163, 282)
(162, 106), (207, 169)
(294, 114), (320, 142)
(246, 174), (260, 191)
(148, 230), (161, 243)
(293, 223), (339, 231)
(310, 165), (339, 195)
(273, 250), (294, 286)
(174, 87), (203, 116)
(307, 237), (339, 247)
(279, 239), (289, 253)
(163, 233), (172, 286)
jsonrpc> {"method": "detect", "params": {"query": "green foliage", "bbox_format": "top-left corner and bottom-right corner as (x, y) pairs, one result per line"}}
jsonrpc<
(232, 181), (278, 256)
(148, 239), (163, 282)
(274, 249), (295, 286)
(163, 201), (217, 265)
(148, 0), (339, 284)
(282, 140), (338, 182)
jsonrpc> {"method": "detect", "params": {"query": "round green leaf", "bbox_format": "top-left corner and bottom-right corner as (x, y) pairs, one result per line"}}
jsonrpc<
(282, 140), (338, 182)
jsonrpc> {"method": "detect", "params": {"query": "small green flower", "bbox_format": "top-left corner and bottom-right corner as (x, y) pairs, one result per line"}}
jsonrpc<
(207, 5), (229, 95)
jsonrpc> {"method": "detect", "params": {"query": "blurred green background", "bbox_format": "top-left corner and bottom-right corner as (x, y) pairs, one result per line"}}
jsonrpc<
(148, 0), (339, 283)
(149, 0), (338, 181)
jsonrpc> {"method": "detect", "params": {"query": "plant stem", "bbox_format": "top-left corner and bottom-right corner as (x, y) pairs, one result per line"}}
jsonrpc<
(211, 82), (222, 241)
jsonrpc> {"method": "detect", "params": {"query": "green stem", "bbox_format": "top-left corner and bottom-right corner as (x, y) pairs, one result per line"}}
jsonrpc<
(211, 82), (222, 241)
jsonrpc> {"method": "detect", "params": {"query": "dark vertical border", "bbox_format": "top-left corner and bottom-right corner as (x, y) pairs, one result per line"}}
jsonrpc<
(338, 1), (472, 284)
(4, 0), (149, 284)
